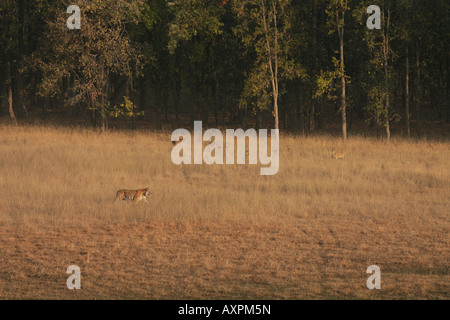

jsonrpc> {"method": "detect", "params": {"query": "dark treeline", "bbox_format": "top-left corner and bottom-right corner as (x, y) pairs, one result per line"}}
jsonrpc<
(0, 0), (448, 139)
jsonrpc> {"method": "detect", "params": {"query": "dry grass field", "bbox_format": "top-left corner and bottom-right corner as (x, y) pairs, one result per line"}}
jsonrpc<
(0, 124), (449, 299)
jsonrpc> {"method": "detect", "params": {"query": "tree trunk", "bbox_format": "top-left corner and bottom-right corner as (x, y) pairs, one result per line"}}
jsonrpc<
(261, 0), (279, 130)
(175, 81), (180, 122)
(405, 46), (411, 137)
(42, 96), (48, 120)
(274, 3), (279, 131)
(447, 51), (450, 123)
(191, 89), (197, 126)
(222, 100), (226, 127)
(17, 0), (26, 118)
(274, 94), (279, 130)
(317, 96), (324, 130)
(163, 89), (169, 123)
(100, 69), (107, 133)
(292, 84), (299, 133)
(101, 107), (106, 133)
(383, 9), (391, 141)
(213, 81), (219, 125)
(91, 105), (96, 128)
(415, 41), (422, 136)
(376, 114), (380, 139)
(174, 50), (181, 122)
(311, 0), (317, 133)
(7, 62), (17, 125)
(90, 90), (96, 128)
(336, 4), (347, 142)
(339, 30), (347, 141)
(156, 90), (162, 130)
(100, 88), (106, 133)
(256, 109), (261, 131)
(140, 76), (147, 117)
(164, 89), (169, 122)
(299, 82), (305, 135)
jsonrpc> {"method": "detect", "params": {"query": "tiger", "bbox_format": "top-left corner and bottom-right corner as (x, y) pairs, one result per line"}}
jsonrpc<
(114, 188), (152, 204)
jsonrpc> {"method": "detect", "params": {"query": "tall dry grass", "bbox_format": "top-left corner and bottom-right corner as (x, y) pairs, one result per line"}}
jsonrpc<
(0, 124), (449, 299)
(0, 124), (448, 227)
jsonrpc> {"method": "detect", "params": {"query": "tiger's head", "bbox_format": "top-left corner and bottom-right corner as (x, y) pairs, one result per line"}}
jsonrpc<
(144, 188), (152, 197)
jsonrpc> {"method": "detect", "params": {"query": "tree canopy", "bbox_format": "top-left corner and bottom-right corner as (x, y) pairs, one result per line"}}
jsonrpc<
(0, 0), (448, 139)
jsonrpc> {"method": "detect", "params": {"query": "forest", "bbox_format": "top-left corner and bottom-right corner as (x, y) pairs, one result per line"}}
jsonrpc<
(1, 1), (450, 301)
(0, 0), (449, 139)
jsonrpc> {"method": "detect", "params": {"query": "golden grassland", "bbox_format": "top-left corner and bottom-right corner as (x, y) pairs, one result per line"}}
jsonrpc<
(0, 124), (449, 299)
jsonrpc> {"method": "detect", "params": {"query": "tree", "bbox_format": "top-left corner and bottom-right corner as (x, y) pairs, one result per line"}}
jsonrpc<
(34, 0), (144, 132)
(234, 0), (297, 130)
(360, 1), (404, 140)
(141, 0), (174, 129)
(168, 0), (226, 126)
(381, 4), (391, 140)
(0, 0), (20, 124)
(325, 0), (349, 141)
(0, 0), (448, 136)
(398, 0), (413, 137)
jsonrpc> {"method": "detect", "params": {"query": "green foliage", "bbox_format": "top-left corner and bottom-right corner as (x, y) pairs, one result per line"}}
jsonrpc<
(315, 57), (342, 100)
(358, 0), (401, 127)
(325, 0), (349, 35)
(168, 0), (225, 53)
(239, 63), (272, 113)
(0, 0), (448, 133)
(34, 0), (145, 117)
(108, 96), (143, 119)
(141, 1), (162, 31)
(233, 0), (302, 119)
